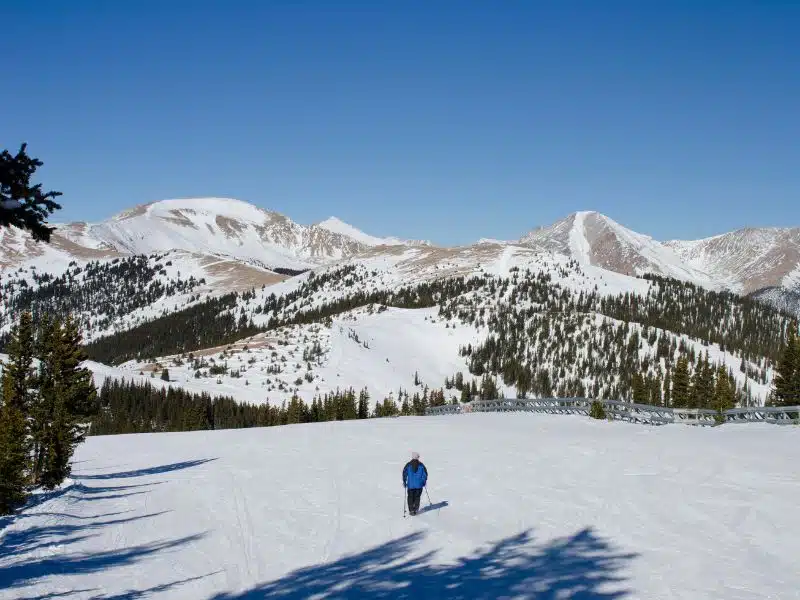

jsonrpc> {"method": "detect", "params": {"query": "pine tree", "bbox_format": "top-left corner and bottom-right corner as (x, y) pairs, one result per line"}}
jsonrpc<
(31, 315), (58, 485)
(671, 357), (690, 408)
(0, 144), (63, 242)
(773, 327), (799, 407)
(0, 312), (36, 513)
(712, 365), (735, 414)
(631, 373), (648, 404)
(357, 389), (369, 419)
(161, 368), (170, 382)
(37, 317), (99, 488)
(663, 368), (672, 408)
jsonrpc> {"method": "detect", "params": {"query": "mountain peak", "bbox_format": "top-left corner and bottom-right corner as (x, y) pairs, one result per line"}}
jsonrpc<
(315, 216), (400, 247)
(518, 210), (716, 286)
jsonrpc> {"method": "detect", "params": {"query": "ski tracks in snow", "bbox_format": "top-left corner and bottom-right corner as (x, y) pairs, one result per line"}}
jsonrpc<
(228, 468), (259, 584)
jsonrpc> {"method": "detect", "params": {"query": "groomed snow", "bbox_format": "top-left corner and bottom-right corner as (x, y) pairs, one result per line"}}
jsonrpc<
(1, 413), (797, 599)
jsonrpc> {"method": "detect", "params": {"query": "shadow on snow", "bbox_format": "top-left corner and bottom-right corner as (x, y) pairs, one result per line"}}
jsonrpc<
(208, 526), (638, 599)
(415, 500), (449, 515)
(90, 572), (224, 600)
(76, 458), (218, 480)
(0, 531), (207, 591)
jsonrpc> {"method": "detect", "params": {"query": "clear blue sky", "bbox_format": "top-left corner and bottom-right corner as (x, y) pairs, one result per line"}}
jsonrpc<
(2, 1), (798, 245)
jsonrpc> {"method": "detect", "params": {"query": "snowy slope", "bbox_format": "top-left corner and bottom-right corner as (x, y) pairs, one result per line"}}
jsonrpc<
(1, 413), (798, 599)
(519, 211), (719, 288)
(665, 226), (800, 294)
(111, 306), (484, 406)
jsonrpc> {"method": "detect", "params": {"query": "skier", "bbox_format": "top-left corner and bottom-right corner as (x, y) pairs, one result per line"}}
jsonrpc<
(402, 451), (428, 516)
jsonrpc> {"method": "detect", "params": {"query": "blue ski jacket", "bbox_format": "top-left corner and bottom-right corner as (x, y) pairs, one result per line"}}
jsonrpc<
(403, 459), (428, 490)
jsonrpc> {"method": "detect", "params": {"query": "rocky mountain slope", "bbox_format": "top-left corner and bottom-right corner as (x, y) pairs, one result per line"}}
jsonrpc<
(518, 211), (800, 297)
(664, 227), (800, 294)
(518, 211), (717, 287)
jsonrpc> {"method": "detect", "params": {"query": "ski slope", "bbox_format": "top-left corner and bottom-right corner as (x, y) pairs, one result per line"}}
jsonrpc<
(1, 413), (798, 599)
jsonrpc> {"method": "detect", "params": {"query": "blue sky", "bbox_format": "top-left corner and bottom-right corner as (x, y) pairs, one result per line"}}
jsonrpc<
(2, 1), (798, 245)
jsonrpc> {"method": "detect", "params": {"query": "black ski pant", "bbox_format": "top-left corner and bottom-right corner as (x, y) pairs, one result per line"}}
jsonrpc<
(407, 487), (423, 514)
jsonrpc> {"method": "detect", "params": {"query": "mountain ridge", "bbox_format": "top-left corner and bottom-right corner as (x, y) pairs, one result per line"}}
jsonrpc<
(2, 197), (798, 314)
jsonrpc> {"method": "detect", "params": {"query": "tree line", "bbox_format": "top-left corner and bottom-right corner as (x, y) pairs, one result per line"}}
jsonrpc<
(83, 292), (260, 364)
(90, 378), (451, 436)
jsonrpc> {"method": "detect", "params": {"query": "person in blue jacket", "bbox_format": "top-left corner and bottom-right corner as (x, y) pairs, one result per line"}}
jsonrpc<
(402, 451), (428, 515)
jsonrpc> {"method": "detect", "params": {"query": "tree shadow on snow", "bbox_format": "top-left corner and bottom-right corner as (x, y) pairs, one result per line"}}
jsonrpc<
(74, 482), (164, 494)
(76, 458), (218, 480)
(0, 512), (172, 556)
(88, 571), (224, 599)
(17, 589), (100, 600)
(0, 531), (207, 591)
(208, 527), (638, 599)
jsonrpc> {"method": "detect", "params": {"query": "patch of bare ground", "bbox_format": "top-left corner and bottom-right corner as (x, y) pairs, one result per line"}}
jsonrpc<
(115, 202), (152, 220)
(740, 246), (800, 294)
(161, 209), (199, 229)
(397, 244), (505, 276)
(584, 226), (641, 277)
(198, 255), (288, 291)
(49, 233), (123, 260)
(0, 236), (43, 268)
(145, 331), (283, 364)
(215, 215), (247, 238)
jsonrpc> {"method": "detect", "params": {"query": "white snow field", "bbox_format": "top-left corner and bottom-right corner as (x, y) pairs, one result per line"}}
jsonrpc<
(1, 413), (798, 599)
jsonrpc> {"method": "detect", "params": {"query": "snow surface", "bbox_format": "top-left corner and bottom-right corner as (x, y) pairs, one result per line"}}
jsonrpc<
(1, 413), (797, 599)
(316, 217), (396, 247)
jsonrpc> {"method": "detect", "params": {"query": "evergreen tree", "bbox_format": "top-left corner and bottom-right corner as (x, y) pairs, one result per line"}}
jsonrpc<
(631, 373), (648, 404)
(712, 365), (735, 414)
(689, 354), (713, 409)
(773, 327), (799, 407)
(672, 357), (690, 408)
(31, 315), (58, 485)
(0, 144), (62, 242)
(663, 368), (672, 408)
(0, 312), (35, 513)
(37, 317), (99, 488)
(357, 389), (370, 419)
(161, 368), (170, 382)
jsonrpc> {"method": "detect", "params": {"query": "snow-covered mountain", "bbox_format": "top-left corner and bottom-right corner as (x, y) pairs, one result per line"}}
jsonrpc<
(316, 216), (431, 248)
(518, 211), (720, 288)
(4, 199), (797, 302)
(516, 211), (800, 302)
(0, 198), (416, 274)
(664, 227), (800, 294)
(65, 198), (374, 270)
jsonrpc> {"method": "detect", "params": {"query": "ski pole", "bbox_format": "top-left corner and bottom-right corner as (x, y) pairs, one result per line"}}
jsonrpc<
(403, 489), (407, 518)
(425, 486), (432, 506)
